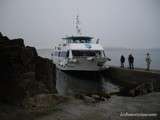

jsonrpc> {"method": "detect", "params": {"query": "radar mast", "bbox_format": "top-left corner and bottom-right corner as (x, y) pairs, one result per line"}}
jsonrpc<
(75, 15), (82, 35)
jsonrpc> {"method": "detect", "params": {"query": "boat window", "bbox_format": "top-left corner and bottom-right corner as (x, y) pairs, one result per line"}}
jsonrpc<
(72, 50), (101, 57)
(86, 40), (91, 43)
(80, 40), (85, 43)
(66, 51), (69, 57)
(58, 51), (67, 57)
(58, 52), (61, 57)
(75, 40), (80, 43)
(68, 39), (91, 43)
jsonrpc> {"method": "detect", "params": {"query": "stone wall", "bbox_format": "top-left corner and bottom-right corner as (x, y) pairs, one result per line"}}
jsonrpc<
(103, 67), (160, 96)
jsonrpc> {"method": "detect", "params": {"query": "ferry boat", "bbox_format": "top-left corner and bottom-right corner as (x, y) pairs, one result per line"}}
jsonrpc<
(52, 16), (110, 71)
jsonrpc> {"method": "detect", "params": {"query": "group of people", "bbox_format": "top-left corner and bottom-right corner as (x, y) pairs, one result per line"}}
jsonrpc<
(120, 53), (152, 70)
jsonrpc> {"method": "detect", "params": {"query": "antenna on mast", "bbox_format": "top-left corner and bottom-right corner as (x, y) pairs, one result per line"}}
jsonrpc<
(75, 15), (82, 35)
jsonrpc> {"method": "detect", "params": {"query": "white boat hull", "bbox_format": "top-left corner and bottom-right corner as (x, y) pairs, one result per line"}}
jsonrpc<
(54, 57), (108, 71)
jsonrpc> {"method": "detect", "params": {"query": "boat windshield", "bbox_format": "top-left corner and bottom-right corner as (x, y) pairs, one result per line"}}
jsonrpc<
(67, 39), (91, 43)
(63, 36), (92, 44)
(72, 50), (101, 57)
(75, 39), (91, 43)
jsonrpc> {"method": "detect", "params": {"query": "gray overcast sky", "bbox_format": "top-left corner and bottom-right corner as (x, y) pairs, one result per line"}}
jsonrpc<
(0, 0), (160, 49)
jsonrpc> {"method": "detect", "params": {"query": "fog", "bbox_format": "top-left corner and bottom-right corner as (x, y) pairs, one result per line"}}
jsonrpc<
(0, 0), (160, 49)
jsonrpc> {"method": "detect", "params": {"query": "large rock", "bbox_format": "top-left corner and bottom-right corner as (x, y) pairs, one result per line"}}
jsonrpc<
(0, 32), (2, 38)
(0, 33), (56, 104)
(0, 32), (9, 42)
(35, 56), (56, 93)
(0, 37), (24, 48)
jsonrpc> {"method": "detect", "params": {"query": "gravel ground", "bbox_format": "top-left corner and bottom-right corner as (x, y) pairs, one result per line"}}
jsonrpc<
(37, 92), (160, 120)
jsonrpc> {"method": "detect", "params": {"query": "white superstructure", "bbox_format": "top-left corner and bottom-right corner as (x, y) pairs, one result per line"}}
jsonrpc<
(52, 16), (110, 71)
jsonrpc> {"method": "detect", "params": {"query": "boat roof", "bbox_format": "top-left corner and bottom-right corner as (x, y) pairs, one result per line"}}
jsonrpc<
(63, 36), (93, 40)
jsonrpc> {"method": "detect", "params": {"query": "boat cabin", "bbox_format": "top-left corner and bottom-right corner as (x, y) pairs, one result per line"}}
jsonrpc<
(63, 36), (93, 44)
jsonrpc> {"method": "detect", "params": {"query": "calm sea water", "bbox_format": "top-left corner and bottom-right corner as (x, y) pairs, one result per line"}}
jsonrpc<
(37, 48), (160, 70)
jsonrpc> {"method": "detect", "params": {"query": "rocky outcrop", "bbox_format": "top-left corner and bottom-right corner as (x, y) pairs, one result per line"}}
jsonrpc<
(0, 32), (56, 104)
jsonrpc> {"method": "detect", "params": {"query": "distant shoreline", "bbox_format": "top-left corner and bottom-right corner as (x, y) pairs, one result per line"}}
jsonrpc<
(37, 48), (160, 50)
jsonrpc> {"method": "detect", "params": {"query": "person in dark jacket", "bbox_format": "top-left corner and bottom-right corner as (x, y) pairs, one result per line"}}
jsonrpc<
(120, 55), (125, 68)
(128, 54), (134, 69)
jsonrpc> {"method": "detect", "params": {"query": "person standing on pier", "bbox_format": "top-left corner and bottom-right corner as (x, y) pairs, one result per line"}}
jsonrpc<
(145, 53), (152, 71)
(128, 54), (134, 69)
(120, 55), (125, 68)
